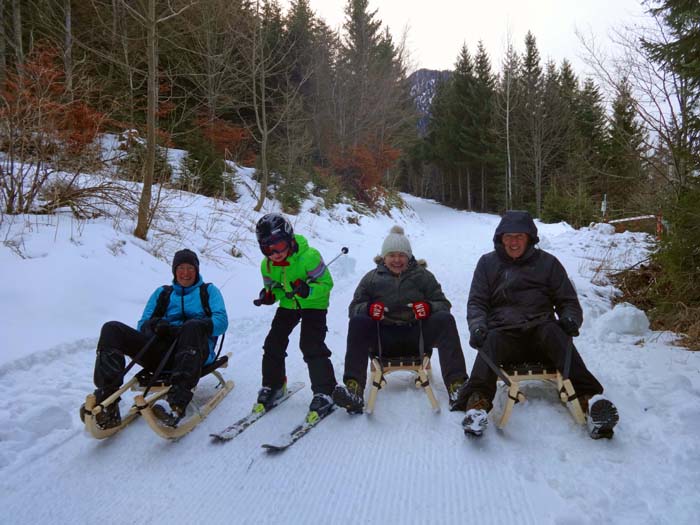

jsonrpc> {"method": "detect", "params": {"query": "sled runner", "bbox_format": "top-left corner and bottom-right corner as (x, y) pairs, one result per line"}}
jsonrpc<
(496, 360), (585, 429)
(366, 354), (440, 414)
(82, 353), (233, 440)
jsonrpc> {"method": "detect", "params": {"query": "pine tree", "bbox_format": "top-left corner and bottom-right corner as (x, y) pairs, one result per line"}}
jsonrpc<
(605, 79), (647, 217)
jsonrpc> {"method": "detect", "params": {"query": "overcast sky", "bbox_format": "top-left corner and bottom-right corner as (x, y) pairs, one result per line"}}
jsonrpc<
(284, 0), (649, 75)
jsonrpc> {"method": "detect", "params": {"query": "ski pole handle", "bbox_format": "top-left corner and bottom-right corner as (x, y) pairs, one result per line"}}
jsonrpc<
(325, 246), (349, 268)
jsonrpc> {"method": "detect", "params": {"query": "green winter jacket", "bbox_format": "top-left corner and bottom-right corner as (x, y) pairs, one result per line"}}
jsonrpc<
(349, 256), (452, 325)
(260, 234), (333, 310)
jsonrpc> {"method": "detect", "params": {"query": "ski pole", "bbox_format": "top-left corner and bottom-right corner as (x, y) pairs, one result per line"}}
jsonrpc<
(283, 246), (350, 299)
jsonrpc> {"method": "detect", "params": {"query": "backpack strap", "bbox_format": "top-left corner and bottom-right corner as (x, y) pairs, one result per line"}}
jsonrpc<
(200, 283), (225, 359)
(200, 282), (212, 317)
(152, 285), (173, 319)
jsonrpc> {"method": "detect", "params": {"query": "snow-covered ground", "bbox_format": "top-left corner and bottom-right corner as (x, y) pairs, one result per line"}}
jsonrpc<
(1, 170), (698, 524)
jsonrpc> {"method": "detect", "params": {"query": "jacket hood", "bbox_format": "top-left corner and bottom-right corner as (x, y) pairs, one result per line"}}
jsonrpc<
(493, 210), (540, 245)
(292, 233), (308, 255)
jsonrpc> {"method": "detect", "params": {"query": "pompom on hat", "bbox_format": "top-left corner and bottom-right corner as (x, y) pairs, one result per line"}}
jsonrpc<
(381, 225), (412, 257)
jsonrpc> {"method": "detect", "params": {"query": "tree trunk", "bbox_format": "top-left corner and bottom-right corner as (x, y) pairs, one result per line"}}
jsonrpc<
(481, 163), (486, 211)
(134, 0), (157, 240)
(505, 93), (512, 209)
(63, 0), (73, 95)
(11, 0), (22, 67)
(0, 0), (6, 85)
(466, 167), (472, 211)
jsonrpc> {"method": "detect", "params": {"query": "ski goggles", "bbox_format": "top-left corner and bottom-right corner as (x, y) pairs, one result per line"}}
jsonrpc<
(262, 239), (289, 256)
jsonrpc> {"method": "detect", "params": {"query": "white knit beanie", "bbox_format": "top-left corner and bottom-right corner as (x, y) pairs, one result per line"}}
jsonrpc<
(381, 225), (412, 257)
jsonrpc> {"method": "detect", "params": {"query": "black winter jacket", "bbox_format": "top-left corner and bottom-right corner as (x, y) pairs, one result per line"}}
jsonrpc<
(349, 256), (452, 325)
(467, 211), (582, 334)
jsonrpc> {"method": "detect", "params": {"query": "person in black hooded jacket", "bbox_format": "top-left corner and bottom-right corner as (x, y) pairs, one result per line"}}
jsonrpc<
(456, 211), (619, 439)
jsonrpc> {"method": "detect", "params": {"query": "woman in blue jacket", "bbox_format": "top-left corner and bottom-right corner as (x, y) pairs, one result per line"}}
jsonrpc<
(91, 249), (228, 429)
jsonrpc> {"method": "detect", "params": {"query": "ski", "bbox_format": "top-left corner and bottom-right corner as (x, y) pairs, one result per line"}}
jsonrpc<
(261, 405), (336, 452)
(210, 382), (305, 442)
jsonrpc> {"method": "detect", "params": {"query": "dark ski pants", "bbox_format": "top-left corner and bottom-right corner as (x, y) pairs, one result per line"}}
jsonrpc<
(343, 312), (468, 389)
(262, 308), (337, 395)
(93, 320), (210, 407)
(461, 321), (604, 406)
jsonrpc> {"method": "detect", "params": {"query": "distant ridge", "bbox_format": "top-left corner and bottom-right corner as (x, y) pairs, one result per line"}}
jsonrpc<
(408, 68), (452, 136)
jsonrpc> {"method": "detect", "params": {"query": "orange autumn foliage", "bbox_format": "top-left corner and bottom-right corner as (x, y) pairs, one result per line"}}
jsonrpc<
(197, 117), (256, 166)
(1, 44), (104, 156)
(330, 142), (401, 204)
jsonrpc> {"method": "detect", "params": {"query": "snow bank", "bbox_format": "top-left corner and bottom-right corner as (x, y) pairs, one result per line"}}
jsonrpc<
(593, 302), (650, 340)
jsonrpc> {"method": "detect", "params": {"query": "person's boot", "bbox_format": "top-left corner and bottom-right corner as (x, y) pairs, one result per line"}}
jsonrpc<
(332, 379), (364, 414)
(254, 383), (287, 413)
(152, 400), (186, 428)
(151, 384), (192, 427)
(447, 379), (467, 411)
(584, 395), (619, 439)
(80, 388), (121, 429)
(307, 393), (334, 423)
(462, 391), (491, 437)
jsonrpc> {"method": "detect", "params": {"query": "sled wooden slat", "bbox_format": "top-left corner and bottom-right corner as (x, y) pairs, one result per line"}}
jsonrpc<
(366, 355), (440, 414)
(136, 372), (234, 440)
(497, 362), (586, 429)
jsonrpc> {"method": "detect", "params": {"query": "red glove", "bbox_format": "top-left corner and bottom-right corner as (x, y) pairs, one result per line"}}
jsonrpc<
(368, 302), (385, 321)
(412, 301), (430, 320)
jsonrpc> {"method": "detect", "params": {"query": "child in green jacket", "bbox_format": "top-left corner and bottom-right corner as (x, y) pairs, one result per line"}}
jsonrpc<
(253, 213), (337, 419)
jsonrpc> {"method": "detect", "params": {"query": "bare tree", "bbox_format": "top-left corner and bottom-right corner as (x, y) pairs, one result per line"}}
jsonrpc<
(579, 21), (699, 197)
(119, 0), (195, 240)
(234, 0), (309, 212)
(495, 37), (519, 210)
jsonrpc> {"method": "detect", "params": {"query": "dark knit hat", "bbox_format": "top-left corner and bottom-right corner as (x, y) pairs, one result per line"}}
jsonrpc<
(172, 249), (200, 278)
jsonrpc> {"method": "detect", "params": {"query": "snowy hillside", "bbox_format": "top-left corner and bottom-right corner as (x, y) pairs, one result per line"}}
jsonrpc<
(1, 173), (699, 524)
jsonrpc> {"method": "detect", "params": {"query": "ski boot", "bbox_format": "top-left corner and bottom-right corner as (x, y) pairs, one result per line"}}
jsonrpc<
(254, 383), (287, 413)
(306, 393), (334, 424)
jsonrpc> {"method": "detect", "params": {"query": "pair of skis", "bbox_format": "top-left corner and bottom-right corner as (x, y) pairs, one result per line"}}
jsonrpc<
(210, 382), (334, 452)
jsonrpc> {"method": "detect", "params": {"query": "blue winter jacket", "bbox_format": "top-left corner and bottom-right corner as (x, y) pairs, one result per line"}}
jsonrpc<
(137, 275), (228, 365)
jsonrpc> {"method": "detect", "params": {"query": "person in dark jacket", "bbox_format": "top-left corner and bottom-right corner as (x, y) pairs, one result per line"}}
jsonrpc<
(333, 225), (468, 413)
(456, 211), (619, 438)
(88, 249), (228, 428)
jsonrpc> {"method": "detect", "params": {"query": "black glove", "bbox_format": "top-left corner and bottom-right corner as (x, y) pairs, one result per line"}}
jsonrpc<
(558, 317), (580, 337)
(292, 279), (310, 299)
(469, 327), (487, 349)
(183, 318), (213, 335)
(254, 288), (275, 306)
(153, 319), (172, 338)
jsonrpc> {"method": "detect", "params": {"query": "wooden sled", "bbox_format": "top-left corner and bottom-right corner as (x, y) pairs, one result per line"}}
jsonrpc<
(497, 361), (586, 429)
(82, 353), (233, 440)
(366, 355), (440, 414)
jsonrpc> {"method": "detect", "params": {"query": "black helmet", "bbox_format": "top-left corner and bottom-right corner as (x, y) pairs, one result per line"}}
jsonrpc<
(256, 213), (294, 254)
